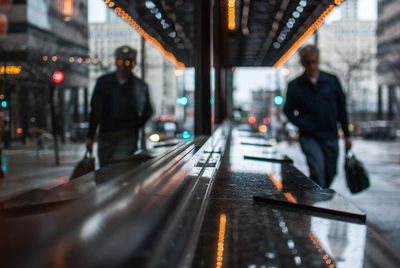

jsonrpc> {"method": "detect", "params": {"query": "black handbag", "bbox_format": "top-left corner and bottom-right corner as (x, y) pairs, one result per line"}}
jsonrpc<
(344, 150), (370, 194)
(70, 151), (95, 180)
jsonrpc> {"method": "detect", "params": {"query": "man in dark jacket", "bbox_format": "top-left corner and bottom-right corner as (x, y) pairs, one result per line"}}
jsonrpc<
(284, 45), (352, 188)
(86, 46), (153, 167)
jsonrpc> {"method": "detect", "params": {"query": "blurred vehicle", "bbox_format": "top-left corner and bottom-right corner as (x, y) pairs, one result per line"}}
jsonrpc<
(70, 122), (89, 142)
(147, 117), (179, 143)
(282, 121), (298, 142)
(360, 121), (397, 140)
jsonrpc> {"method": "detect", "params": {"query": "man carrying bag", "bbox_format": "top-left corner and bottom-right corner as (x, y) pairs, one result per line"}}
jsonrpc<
(70, 150), (95, 180)
(344, 149), (370, 194)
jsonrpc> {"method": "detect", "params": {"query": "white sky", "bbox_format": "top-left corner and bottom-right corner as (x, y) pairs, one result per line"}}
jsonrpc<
(89, 0), (377, 23)
(88, 0), (107, 23)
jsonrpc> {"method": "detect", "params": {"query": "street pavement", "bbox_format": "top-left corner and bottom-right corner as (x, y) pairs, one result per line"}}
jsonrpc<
(278, 138), (400, 253)
(1, 137), (399, 254)
(0, 142), (90, 202)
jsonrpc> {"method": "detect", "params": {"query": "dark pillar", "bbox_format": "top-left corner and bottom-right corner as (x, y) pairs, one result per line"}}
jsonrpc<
(388, 84), (395, 120)
(140, 36), (147, 150)
(225, 69), (233, 120)
(195, 0), (212, 135)
(73, 87), (79, 123)
(20, 86), (29, 144)
(214, 0), (229, 124)
(50, 86), (60, 165)
(57, 87), (65, 143)
(141, 36), (146, 80)
(377, 85), (383, 120)
(84, 87), (89, 122)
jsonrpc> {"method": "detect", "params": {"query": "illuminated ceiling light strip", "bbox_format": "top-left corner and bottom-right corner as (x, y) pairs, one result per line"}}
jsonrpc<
(216, 214), (227, 268)
(104, 1), (185, 69)
(228, 0), (236, 30)
(273, 4), (336, 69)
(255, 0), (290, 65)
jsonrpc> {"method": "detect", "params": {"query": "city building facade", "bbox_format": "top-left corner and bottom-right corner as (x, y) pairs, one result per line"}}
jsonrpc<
(0, 0), (89, 142)
(341, 0), (358, 19)
(377, 0), (400, 122)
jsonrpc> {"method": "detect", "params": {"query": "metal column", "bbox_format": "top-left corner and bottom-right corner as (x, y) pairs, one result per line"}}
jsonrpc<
(388, 84), (395, 120)
(214, 0), (229, 124)
(140, 37), (147, 150)
(84, 87), (89, 122)
(377, 85), (383, 120)
(194, 0), (212, 135)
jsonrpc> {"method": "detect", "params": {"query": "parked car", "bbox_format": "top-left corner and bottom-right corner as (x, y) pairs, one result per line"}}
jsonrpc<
(360, 121), (397, 140)
(70, 122), (89, 142)
(147, 118), (179, 143)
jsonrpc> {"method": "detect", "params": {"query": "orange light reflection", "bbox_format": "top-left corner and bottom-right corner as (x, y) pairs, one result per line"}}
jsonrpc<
(216, 214), (226, 268)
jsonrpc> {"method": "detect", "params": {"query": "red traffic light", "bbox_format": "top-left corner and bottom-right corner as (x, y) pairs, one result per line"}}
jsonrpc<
(53, 71), (64, 83)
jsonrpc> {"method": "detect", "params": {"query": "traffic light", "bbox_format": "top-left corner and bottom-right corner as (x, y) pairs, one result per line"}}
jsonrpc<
(53, 71), (64, 83)
(1, 100), (7, 108)
(248, 116), (256, 124)
(274, 96), (283, 105)
(182, 131), (191, 140)
(177, 96), (188, 106)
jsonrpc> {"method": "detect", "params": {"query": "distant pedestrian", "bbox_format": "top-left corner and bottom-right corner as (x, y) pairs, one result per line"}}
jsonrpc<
(283, 45), (352, 188)
(86, 46), (153, 167)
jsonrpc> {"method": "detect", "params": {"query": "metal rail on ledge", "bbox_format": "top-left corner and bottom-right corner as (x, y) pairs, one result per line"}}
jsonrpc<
(1, 123), (231, 268)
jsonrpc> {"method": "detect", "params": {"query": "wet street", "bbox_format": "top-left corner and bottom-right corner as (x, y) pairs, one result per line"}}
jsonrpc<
(0, 142), (90, 202)
(278, 138), (400, 252)
(0, 137), (399, 254)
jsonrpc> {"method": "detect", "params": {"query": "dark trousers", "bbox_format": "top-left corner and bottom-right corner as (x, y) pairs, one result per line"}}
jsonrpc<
(299, 136), (338, 188)
(98, 129), (138, 167)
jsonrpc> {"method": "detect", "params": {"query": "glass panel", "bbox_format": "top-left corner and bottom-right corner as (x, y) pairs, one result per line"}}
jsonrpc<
(0, 0), (195, 202)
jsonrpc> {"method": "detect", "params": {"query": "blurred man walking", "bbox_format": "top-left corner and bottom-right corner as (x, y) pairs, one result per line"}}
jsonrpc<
(86, 46), (153, 167)
(284, 45), (352, 188)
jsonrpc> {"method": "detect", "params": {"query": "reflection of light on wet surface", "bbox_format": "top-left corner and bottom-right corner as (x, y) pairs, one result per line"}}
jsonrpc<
(229, 132), (281, 175)
(265, 252), (275, 259)
(268, 173), (338, 267)
(81, 214), (104, 240)
(216, 214), (226, 268)
(311, 217), (366, 267)
(309, 232), (334, 267)
(294, 255), (302, 265)
(2, 155), (7, 173)
(272, 210), (302, 266)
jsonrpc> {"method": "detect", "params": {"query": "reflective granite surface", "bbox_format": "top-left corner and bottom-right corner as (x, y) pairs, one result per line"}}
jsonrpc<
(0, 126), (399, 267)
(193, 128), (400, 267)
(254, 189), (366, 223)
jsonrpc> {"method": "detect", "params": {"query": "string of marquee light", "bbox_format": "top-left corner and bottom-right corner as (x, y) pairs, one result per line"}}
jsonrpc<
(273, 0), (344, 69)
(103, 0), (185, 69)
(227, 0), (236, 30)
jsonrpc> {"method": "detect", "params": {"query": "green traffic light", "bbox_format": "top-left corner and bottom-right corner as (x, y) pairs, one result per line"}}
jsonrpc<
(182, 131), (191, 140)
(177, 97), (188, 106)
(274, 96), (283, 105)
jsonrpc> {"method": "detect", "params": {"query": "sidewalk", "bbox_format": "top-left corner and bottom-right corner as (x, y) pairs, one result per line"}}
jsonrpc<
(0, 142), (90, 202)
(278, 138), (400, 252)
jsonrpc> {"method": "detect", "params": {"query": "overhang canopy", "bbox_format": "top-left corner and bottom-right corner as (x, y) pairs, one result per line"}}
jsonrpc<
(104, 0), (342, 68)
